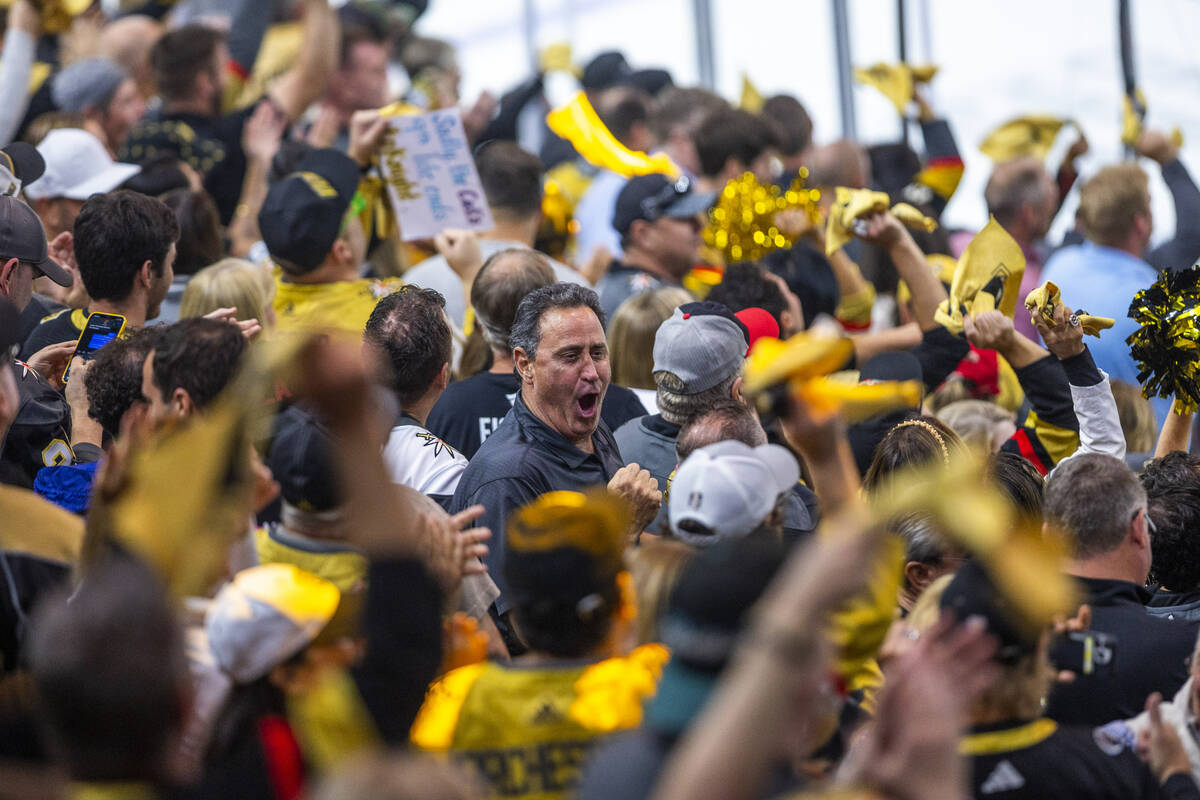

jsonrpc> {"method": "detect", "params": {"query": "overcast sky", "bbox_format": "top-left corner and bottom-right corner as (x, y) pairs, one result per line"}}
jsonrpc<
(419, 0), (1200, 252)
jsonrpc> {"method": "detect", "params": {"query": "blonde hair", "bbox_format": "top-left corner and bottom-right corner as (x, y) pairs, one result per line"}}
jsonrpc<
(935, 399), (1016, 454)
(628, 538), (695, 645)
(1078, 164), (1150, 248)
(1110, 379), (1157, 453)
(609, 287), (693, 390)
(179, 258), (274, 327)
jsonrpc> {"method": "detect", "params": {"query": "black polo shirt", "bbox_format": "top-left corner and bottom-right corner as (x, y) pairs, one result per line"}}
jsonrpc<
(450, 392), (624, 614)
(1045, 577), (1197, 726)
(965, 718), (1196, 799)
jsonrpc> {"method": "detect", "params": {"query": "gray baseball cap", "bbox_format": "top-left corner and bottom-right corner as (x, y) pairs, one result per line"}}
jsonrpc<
(52, 58), (127, 113)
(652, 302), (749, 394)
(669, 440), (800, 546)
(0, 195), (71, 287)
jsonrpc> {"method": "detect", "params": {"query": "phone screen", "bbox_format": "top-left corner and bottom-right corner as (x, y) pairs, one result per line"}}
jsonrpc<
(82, 330), (118, 352)
(64, 313), (126, 382)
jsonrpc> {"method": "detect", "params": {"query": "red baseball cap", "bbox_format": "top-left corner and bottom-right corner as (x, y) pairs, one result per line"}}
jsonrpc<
(734, 306), (780, 353)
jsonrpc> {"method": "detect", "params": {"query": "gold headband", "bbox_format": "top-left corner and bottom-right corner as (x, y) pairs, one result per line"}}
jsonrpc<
(887, 419), (950, 465)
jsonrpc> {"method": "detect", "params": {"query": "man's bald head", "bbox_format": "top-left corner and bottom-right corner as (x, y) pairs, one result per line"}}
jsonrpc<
(99, 15), (164, 98)
(470, 249), (556, 352)
(807, 139), (871, 191)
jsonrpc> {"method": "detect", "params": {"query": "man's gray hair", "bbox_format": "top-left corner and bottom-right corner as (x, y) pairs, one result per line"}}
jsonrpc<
(509, 282), (605, 359)
(1045, 453), (1147, 560)
(654, 370), (738, 426)
(471, 248), (555, 352)
(676, 399), (765, 461)
(985, 157), (1051, 228)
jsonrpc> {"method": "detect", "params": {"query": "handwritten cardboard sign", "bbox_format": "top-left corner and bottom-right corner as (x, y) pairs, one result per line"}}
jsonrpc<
(378, 107), (494, 241)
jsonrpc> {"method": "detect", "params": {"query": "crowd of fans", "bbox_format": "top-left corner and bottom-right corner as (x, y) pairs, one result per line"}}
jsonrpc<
(3, 2), (1200, 799)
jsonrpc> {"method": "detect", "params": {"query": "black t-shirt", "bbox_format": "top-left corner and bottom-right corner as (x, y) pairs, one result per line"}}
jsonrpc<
(122, 101), (262, 225)
(426, 371), (646, 460)
(20, 307), (84, 361)
(18, 295), (65, 344)
(966, 719), (1195, 799)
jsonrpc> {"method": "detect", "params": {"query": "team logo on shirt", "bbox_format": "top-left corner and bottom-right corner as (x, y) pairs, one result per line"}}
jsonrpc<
(415, 431), (457, 459)
(980, 760), (1025, 794)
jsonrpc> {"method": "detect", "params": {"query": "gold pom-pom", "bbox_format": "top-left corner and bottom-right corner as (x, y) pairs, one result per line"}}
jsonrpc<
(1127, 265), (1200, 413)
(703, 170), (821, 263)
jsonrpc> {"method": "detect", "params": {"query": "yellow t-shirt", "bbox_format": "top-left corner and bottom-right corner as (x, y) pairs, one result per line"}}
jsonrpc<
(412, 645), (667, 800)
(272, 275), (405, 335)
(253, 526), (367, 595)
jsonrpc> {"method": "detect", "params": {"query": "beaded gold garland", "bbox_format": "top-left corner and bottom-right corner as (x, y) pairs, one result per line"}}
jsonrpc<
(703, 170), (822, 263)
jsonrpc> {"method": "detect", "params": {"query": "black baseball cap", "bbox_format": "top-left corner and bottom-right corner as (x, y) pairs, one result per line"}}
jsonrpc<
(258, 148), (360, 275)
(267, 405), (341, 513)
(581, 51), (633, 90)
(628, 68), (674, 96)
(0, 141), (44, 194)
(612, 173), (715, 236)
(0, 195), (71, 287)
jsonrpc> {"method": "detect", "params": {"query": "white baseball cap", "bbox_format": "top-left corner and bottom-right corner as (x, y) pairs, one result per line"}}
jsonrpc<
(205, 563), (340, 685)
(669, 440), (800, 546)
(23, 128), (141, 201)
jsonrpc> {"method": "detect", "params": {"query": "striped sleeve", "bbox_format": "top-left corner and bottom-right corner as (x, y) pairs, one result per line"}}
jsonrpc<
(1000, 355), (1079, 475)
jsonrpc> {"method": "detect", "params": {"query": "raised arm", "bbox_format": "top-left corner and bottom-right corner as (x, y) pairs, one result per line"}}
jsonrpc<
(911, 88), (965, 218)
(1139, 129), (1200, 272)
(1032, 301), (1126, 464)
(1154, 402), (1193, 458)
(858, 211), (947, 332)
(267, 0), (339, 124)
(0, 1), (38, 147)
(777, 392), (859, 515)
(229, 102), (285, 257)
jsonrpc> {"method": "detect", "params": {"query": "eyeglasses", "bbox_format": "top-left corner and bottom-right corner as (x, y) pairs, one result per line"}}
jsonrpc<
(1134, 507), (1157, 536)
(639, 176), (692, 223)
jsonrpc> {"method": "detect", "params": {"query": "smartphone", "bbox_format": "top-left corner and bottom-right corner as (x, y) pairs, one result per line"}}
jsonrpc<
(1049, 630), (1117, 676)
(63, 312), (126, 383)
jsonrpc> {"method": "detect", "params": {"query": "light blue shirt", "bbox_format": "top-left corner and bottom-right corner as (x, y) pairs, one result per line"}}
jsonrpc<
(573, 169), (627, 262)
(1041, 240), (1170, 424)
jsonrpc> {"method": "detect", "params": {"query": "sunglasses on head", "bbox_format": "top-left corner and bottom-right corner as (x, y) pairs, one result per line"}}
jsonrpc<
(338, 190), (369, 236)
(639, 175), (693, 223)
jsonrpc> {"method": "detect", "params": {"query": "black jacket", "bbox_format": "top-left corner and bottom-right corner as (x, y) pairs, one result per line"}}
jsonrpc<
(450, 393), (624, 615)
(1148, 588), (1200, 625)
(1046, 577), (1197, 726)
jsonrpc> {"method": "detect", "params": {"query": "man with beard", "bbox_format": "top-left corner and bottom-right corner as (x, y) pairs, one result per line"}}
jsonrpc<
(21, 191), (178, 359)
